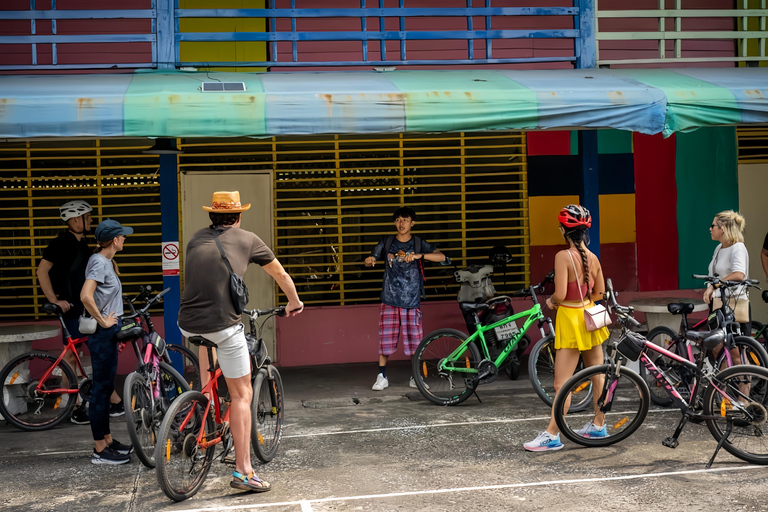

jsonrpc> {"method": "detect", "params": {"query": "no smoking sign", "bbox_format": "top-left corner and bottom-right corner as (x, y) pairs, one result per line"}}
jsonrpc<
(162, 241), (180, 276)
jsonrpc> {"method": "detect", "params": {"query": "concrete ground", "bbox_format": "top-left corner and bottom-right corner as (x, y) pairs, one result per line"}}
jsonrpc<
(1, 360), (767, 512)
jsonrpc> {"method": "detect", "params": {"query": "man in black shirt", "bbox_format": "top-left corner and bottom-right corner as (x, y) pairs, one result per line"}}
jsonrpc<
(762, 232), (768, 284)
(37, 200), (124, 423)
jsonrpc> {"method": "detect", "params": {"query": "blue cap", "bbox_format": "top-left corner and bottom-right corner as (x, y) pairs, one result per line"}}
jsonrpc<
(95, 219), (134, 241)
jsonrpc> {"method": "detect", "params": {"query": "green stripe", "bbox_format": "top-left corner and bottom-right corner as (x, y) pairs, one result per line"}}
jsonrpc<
(123, 71), (266, 137)
(387, 70), (538, 133)
(675, 126), (738, 290)
(609, 69), (741, 137)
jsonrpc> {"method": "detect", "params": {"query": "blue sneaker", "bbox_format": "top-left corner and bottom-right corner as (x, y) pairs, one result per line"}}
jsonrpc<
(574, 421), (608, 438)
(523, 431), (564, 452)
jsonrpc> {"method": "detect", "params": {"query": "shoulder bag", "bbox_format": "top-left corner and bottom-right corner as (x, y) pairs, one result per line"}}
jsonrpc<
(211, 228), (249, 315)
(567, 250), (611, 332)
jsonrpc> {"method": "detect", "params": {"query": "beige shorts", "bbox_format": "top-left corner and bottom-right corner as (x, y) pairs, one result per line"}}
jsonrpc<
(178, 323), (250, 379)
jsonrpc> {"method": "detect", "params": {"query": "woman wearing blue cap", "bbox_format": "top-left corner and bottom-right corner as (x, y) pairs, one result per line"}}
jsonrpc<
(81, 219), (135, 465)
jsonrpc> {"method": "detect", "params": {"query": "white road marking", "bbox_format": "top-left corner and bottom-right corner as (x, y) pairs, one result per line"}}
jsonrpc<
(299, 500), (313, 512)
(283, 408), (675, 439)
(169, 464), (768, 512)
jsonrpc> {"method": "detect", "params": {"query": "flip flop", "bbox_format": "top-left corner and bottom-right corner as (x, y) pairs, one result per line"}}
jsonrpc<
(230, 471), (271, 493)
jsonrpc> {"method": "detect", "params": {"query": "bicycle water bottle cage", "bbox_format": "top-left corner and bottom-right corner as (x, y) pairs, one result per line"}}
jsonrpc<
(685, 329), (725, 352)
(667, 303), (694, 316)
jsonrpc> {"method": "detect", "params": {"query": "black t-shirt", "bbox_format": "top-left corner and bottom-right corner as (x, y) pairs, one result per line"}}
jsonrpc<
(370, 235), (438, 309)
(40, 230), (91, 318)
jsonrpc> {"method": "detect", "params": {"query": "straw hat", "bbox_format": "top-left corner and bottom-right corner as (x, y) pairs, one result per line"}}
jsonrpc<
(202, 191), (251, 213)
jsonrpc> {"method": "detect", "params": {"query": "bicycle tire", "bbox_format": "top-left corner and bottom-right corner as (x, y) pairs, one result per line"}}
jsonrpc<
(251, 367), (284, 463)
(527, 335), (592, 412)
(714, 336), (768, 371)
(166, 344), (202, 391)
(0, 352), (78, 431)
(638, 326), (682, 407)
(554, 364), (650, 448)
(411, 328), (481, 406)
(125, 362), (190, 468)
(155, 390), (216, 502)
(703, 364), (768, 465)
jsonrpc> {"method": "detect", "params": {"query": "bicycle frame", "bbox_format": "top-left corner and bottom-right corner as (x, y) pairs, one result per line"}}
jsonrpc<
(441, 300), (549, 375)
(33, 318), (90, 397)
(636, 340), (701, 412)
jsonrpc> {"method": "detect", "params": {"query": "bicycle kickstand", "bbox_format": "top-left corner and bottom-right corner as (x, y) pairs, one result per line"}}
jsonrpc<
(465, 378), (483, 404)
(706, 418), (733, 469)
(662, 414), (690, 449)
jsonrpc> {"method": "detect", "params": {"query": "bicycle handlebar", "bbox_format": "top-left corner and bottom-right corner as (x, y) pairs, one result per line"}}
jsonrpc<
(604, 278), (642, 329)
(244, 306), (287, 319)
(692, 274), (760, 289)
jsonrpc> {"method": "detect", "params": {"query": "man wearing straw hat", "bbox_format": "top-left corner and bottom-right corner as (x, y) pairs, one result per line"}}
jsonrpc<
(178, 191), (303, 493)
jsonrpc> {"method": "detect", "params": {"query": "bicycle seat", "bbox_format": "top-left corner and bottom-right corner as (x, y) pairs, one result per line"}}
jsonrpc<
(685, 328), (725, 351)
(41, 302), (62, 315)
(667, 302), (694, 316)
(459, 302), (490, 312)
(115, 325), (144, 342)
(188, 335), (217, 348)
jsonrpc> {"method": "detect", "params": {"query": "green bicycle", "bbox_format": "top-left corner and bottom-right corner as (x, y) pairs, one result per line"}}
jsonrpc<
(412, 272), (569, 406)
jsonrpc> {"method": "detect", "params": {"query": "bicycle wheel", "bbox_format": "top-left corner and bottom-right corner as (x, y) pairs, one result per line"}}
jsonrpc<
(555, 364), (650, 448)
(527, 335), (592, 412)
(411, 329), (481, 406)
(0, 352), (78, 431)
(638, 326), (685, 407)
(704, 365), (768, 465)
(155, 391), (216, 502)
(714, 336), (768, 371)
(251, 367), (284, 463)
(166, 344), (201, 391)
(125, 362), (190, 468)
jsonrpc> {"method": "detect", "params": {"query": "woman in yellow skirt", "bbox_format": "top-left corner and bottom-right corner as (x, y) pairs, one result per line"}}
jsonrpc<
(524, 204), (610, 452)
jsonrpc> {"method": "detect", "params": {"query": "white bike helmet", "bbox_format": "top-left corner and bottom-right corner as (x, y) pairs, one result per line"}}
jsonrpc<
(59, 200), (93, 222)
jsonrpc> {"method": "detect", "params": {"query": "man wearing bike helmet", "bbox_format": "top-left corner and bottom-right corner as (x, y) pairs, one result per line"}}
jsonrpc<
(37, 200), (125, 424)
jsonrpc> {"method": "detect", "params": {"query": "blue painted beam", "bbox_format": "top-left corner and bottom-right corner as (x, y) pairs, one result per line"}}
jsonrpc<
(158, 149), (183, 355)
(177, 56), (577, 67)
(156, 0), (175, 70)
(575, 0), (596, 69)
(177, 29), (580, 42)
(1, 10), (155, 19)
(174, 7), (580, 18)
(0, 34), (156, 43)
(578, 130), (600, 259)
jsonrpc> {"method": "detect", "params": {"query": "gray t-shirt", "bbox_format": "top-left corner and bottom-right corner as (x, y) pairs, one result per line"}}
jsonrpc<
(84, 253), (124, 316)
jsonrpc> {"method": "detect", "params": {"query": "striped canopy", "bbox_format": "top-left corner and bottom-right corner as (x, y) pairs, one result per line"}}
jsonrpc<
(1, 67), (766, 139)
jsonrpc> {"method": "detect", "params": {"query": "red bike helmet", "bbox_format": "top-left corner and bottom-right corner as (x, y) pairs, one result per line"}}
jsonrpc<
(558, 204), (592, 229)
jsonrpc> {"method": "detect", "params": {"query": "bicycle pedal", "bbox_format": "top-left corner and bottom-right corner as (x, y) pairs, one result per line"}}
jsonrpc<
(662, 437), (679, 449)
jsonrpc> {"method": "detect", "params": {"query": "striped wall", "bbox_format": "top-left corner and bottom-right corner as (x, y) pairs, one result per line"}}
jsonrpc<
(527, 126), (740, 293)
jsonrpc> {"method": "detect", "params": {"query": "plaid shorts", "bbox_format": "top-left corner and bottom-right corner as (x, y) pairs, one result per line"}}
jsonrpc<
(378, 304), (423, 356)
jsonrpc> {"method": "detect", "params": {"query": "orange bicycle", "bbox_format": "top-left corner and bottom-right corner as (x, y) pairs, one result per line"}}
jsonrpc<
(155, 306), (285, 502)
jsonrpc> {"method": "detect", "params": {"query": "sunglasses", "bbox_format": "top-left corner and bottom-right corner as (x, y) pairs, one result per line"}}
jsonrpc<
(710, 224), (719, 229)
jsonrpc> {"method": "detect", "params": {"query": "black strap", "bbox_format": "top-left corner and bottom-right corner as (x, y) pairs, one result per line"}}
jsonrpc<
(211, 227), (235, 275)
(383, 235), (422, 256)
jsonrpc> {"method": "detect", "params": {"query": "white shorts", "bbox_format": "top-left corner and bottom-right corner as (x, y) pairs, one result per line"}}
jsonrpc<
(178, 323), (250, 379)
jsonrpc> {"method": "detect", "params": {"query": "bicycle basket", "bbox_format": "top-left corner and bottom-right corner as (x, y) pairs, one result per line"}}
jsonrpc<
(616, 331), (645, 361)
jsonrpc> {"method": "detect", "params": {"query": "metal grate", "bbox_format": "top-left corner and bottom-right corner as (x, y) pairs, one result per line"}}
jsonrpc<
(0, 139), (163, 320)
(737, 125), (768, 163)
(176, 133), (529, 306)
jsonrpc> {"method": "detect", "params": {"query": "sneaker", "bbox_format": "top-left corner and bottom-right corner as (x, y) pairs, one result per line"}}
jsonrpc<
(574, 421), (608, 439)
(523, 431), (564, 452)
(372, 373), (389, 391)
(409, 377), (429, 389)
(91, 446), (131, 465)
(70, 406), (89, 425)
(109, 439), (133, 455)
(109, 401), (125, 417)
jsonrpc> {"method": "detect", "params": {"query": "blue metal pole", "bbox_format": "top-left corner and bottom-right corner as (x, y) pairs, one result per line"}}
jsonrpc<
(575, 0), (595, 69)
(156, 0), (175, 69)
(159, 149), (182, 354)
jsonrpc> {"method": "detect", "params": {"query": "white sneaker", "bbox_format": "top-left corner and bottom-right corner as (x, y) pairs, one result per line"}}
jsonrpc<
(372, 373), (389, 391)
(409, 377), (429, 389)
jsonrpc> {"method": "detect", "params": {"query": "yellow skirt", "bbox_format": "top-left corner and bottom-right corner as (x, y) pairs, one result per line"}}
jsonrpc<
(554, 301), (610, 351)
